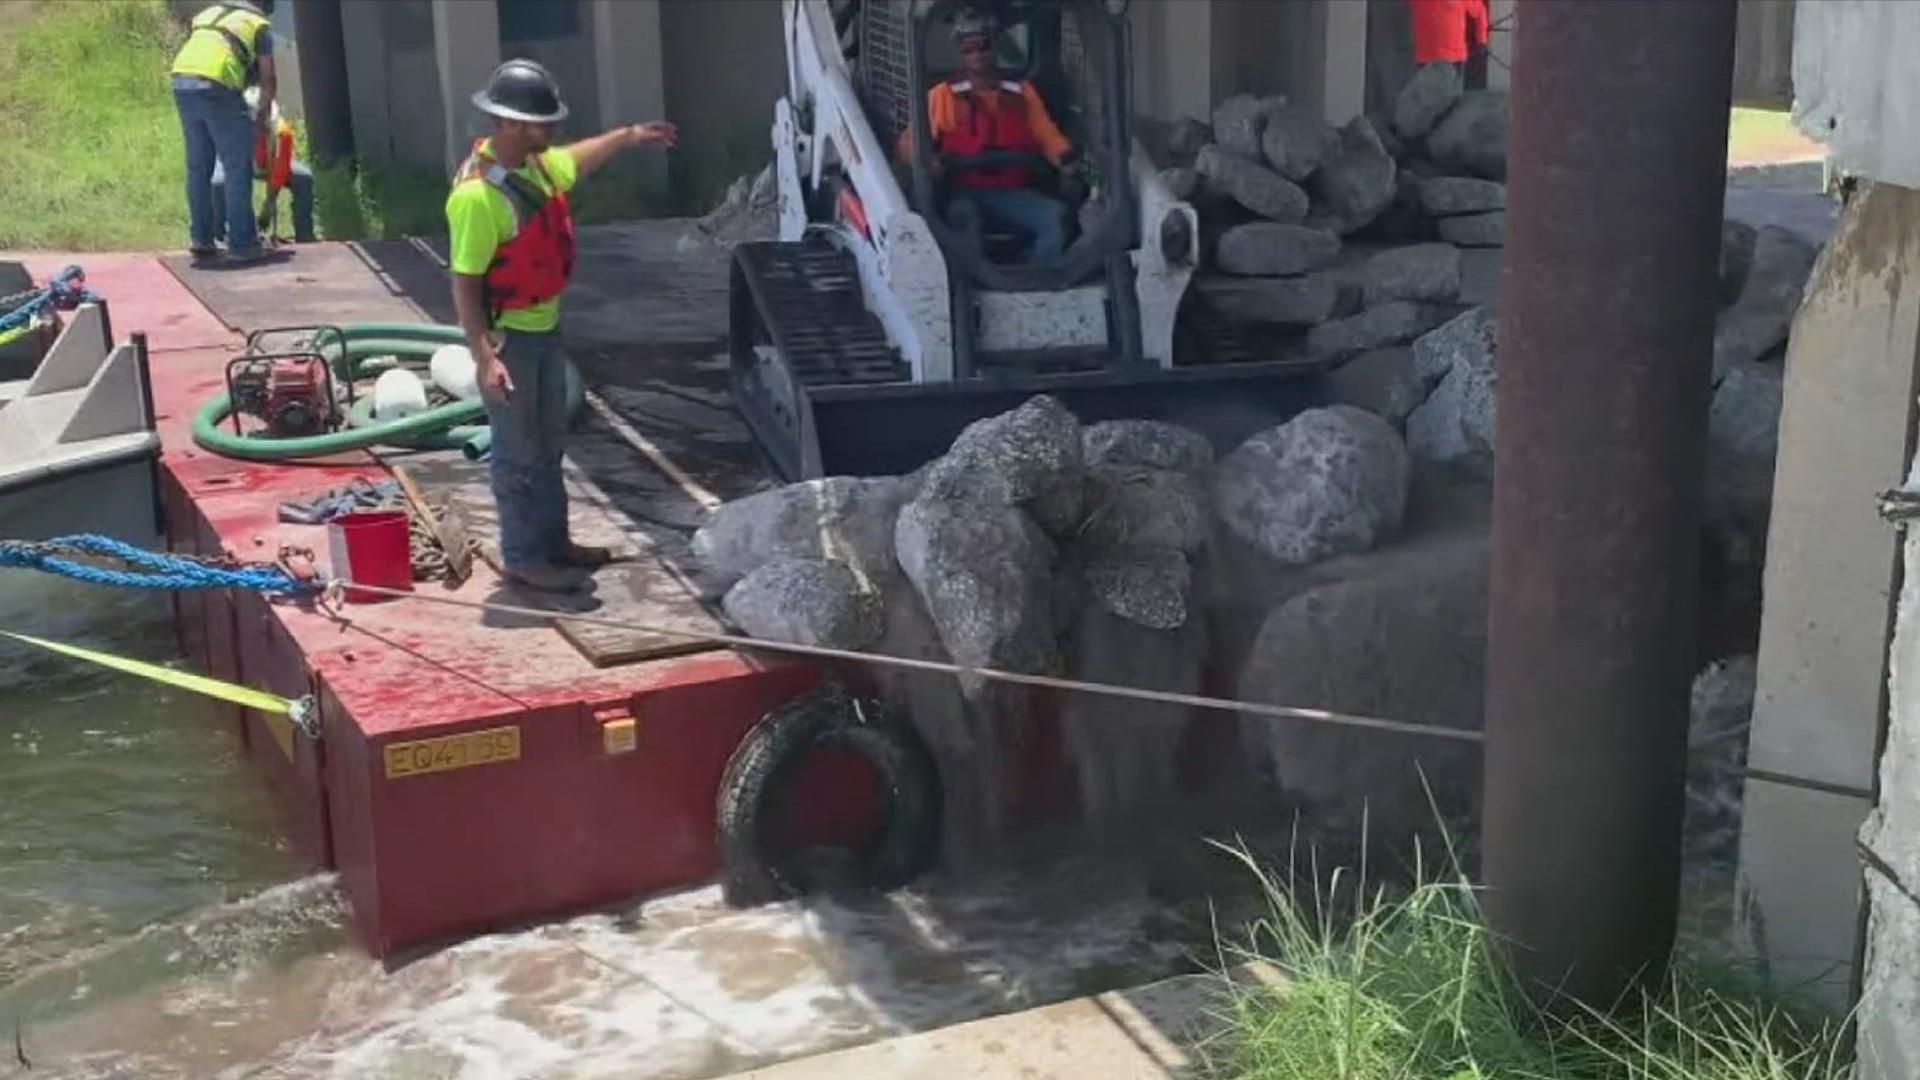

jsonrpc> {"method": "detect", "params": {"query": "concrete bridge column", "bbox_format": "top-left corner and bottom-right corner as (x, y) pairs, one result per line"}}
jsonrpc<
(431, 0), (501, 171)
(591, 0), (668, 193)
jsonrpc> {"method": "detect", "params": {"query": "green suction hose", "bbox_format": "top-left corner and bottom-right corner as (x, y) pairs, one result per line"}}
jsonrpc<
(191, 322), (581, 462)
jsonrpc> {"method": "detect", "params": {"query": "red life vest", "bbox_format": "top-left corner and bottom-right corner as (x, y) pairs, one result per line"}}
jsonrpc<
(936, 79), (1043, 190)
(457, 139), (577, 320)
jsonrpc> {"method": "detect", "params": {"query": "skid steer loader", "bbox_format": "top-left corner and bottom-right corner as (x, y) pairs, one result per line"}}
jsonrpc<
(730, 0), (1314, 480)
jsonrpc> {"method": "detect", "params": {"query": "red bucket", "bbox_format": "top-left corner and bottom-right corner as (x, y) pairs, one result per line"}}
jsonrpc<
(327, 510), (413, 603)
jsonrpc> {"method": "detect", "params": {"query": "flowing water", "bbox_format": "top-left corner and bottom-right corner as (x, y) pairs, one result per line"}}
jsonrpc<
(0, 579), (1748, 1078)
(0, 581), (1267, 1079)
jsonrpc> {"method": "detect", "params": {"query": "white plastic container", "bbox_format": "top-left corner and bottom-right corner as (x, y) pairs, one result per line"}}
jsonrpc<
(372, 368), (429, 419)
(429, 344), (481, 401)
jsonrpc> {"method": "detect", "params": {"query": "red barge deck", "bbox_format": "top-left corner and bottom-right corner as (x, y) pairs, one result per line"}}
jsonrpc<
(16, 239), (846, 958)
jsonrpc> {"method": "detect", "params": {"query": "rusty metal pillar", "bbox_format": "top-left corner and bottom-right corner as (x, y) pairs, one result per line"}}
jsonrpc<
(1482, 0), (1736, 1004)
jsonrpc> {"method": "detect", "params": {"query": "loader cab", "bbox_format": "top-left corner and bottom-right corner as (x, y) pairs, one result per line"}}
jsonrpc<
(882, 0), (1139, 293)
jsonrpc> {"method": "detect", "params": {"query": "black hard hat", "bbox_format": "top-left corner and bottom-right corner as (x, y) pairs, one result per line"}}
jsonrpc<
(472, 59), (569, 124)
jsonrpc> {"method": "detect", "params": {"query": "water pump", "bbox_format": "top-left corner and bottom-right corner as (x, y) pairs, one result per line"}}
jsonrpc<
(225, 351), (339, 438)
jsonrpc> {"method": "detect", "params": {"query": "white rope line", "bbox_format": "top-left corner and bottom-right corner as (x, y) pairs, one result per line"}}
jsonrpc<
(324, 579), (1485, 744)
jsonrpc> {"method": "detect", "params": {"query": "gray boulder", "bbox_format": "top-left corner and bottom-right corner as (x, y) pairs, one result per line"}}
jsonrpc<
(1412, 301), (1495, 385)
(1305, 300), (1458, 360)
(1158, 166), (1199, 202)
(1197, 145), (1310, 223)
(1214, 222), (1342, 276)
(1324, 347), (1429, 426)
(1261, 102), (1336, 182)
(1212, 93), (1284, 160)
(1084, 549), (1192, 631)
(1214, 405), (1411, 565)
(1082, 419), (1214, 474)
(1428, 90), (1510, 179)
(722, 557), (882, 649)
(1705, 358), (1784, 531)
(1393, 61), (1465, 141)
(1312, 116), (1398, 234)
(1437, 211), (1505, 247)
(895, 498), (1057, 676)
(1372, 170), (1437, 243)
(1079, 464), (1210, 553)
(1168, 116), (1212, 162)
(1418, 176), (1505, 216)
(1196, 273), (1342, 326)
(1360, 242), (1463, 306)
(1405, 307), (1498, 477)
(1238, 532), (1488, 842)
(1719, 218), (1758, 308)
(920, 395), (1086, 536)
(691, 475), (915, 588)
(1712, 225), (1818, 380)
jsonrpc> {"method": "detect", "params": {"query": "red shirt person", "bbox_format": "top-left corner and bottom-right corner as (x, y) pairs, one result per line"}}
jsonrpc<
(1408, 0), (1491, 88)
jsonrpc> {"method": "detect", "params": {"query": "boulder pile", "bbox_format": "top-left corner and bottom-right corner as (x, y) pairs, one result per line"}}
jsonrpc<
(692, 396), (1420, 847)
(1164, 82), (1508, 368)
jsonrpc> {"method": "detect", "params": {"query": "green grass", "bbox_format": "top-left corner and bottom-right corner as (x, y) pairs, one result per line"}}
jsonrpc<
(0, 0), (689, 251)
(0, 0), (189, 250)
(1727, 106), (1823, 165)
(1205, 843), (1852, 1080)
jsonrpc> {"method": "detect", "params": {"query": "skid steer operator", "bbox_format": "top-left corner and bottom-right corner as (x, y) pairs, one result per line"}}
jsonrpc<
(446, 59), (677, 594)
(897, 9), (1080, 263)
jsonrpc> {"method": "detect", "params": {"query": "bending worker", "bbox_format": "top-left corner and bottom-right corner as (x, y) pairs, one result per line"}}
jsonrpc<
(446, 59), (677, 594)
(169, 0), (277, 265)
(211, 88), (316, 245)
(898, 8), (1080, 264)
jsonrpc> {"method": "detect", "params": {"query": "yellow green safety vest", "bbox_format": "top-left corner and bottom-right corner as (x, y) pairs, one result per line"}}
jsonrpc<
(170, 3), (270, 90)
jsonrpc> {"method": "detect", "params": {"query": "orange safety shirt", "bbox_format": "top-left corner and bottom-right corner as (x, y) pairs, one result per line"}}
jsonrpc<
(897, 78), (1072, 187)
(1407, 0), (1490, 65)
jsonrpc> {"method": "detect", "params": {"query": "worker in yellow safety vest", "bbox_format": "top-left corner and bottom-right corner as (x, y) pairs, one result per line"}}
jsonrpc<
(170, 0), (280, 266)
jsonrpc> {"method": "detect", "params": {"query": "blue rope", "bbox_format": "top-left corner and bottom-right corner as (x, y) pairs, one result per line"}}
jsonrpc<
(0, 535), (306, 595)
(0, 265), (98, 336)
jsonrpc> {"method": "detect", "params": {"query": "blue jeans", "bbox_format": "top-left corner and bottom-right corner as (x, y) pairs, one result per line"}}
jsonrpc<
(173, 78), (260, 253)
(482, 329), (573, 572)
(212, 159), (317, 242)
(952, 188), (1068, 263)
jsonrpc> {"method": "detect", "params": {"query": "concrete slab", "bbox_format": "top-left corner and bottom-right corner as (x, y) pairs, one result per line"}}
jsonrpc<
(724, 967), (1278, 1080)
(1735, 775), (1871, 1005)
(159, 243), (434, 330)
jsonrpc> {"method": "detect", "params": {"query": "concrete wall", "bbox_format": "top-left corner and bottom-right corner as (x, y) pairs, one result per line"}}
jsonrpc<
(1130, 0), (1212, 125)
(340, 0), (445, 168)
(1866, 392), (1920, 1080)
(1795, 0), (1920, 189)
(499, 0), (602, 134)
(659, 0), (784, 208)
(1737, 181), (1920, 1014)
(1733, 0), (1795, 108)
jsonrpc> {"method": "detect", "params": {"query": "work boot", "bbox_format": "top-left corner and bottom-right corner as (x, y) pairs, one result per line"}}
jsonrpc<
(555, 542), (616, 569)
(501, 562), (589, 594)
(189, 245), (218, 263)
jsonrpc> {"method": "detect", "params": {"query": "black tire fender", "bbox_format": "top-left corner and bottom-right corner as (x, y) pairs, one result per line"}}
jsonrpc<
(717, 681), (941, 907)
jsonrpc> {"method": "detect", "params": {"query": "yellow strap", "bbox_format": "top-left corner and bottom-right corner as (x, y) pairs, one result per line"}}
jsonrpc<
(0, 630), (293, 715)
